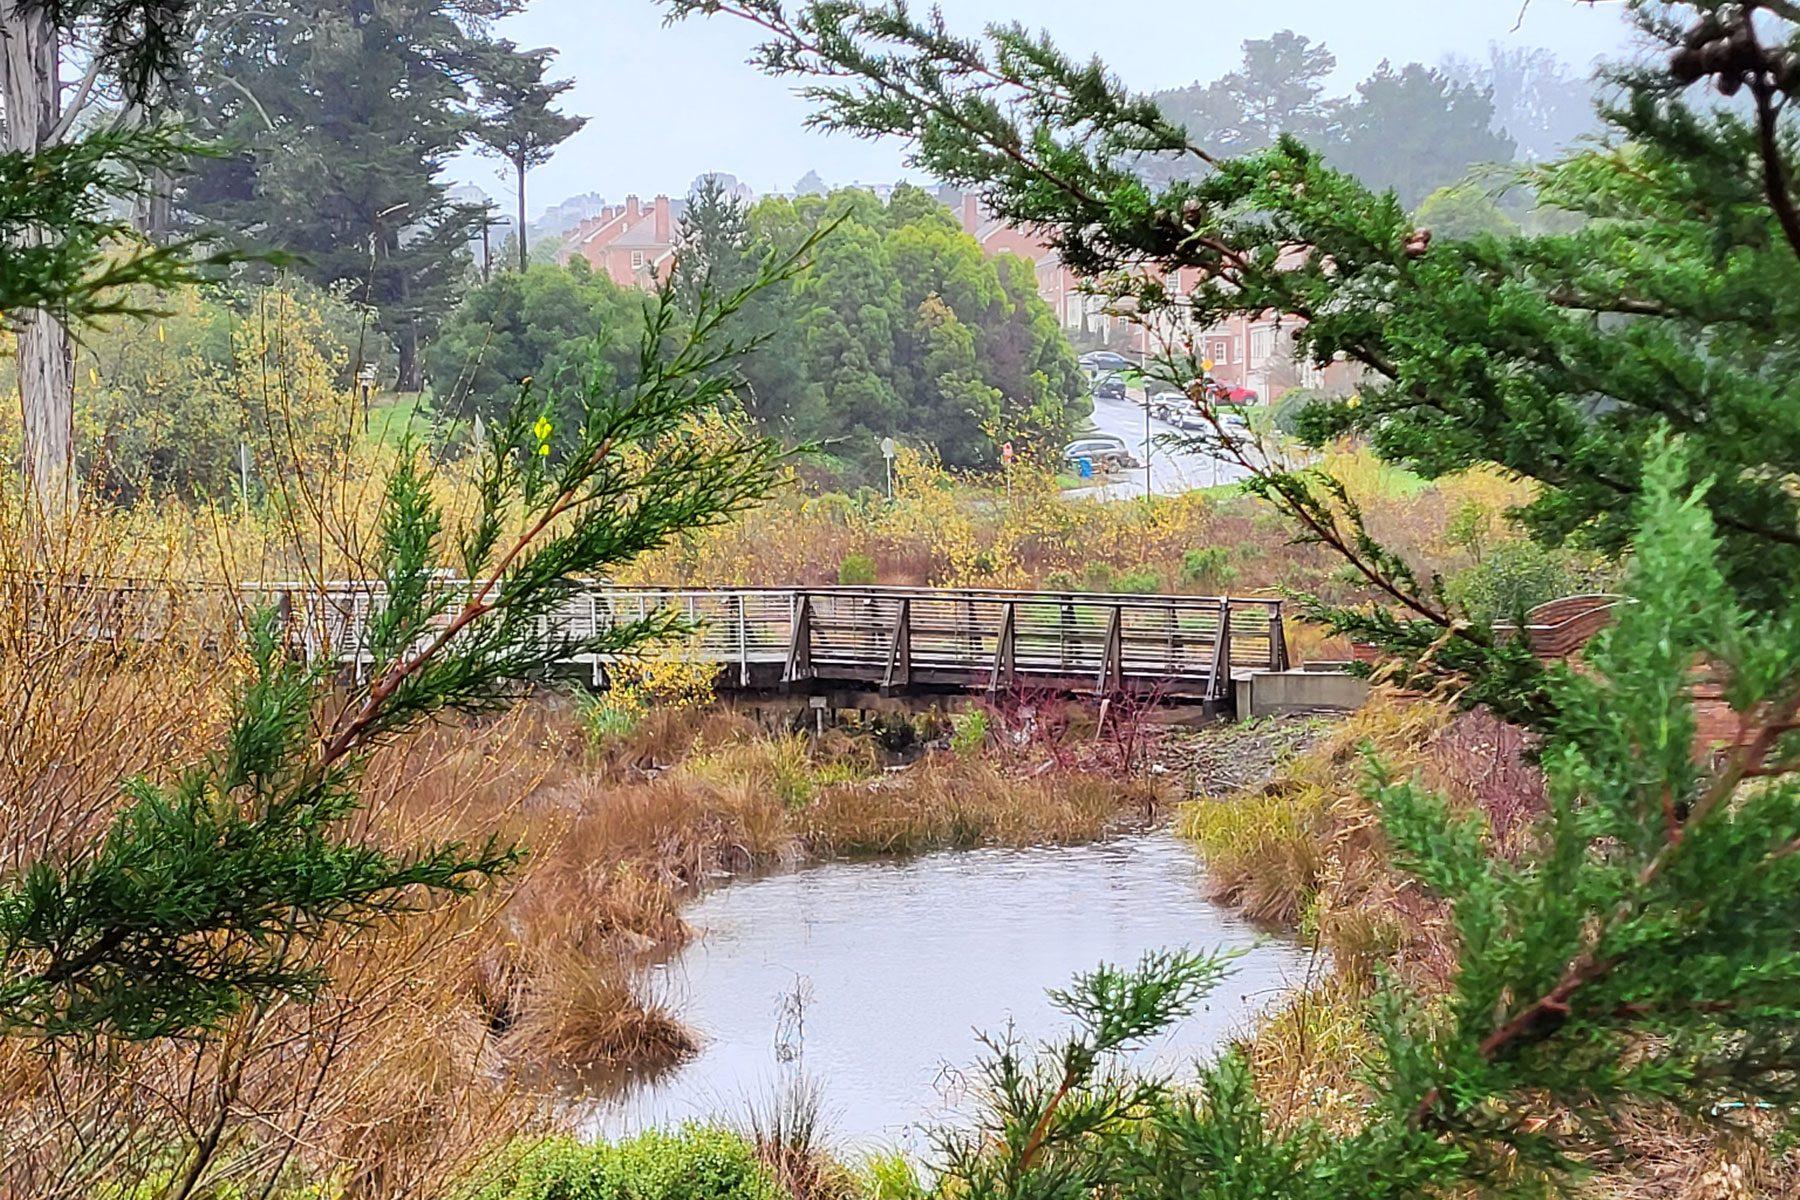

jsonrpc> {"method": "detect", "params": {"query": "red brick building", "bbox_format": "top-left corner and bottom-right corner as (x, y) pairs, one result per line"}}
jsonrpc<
(561, 194), (679, 287)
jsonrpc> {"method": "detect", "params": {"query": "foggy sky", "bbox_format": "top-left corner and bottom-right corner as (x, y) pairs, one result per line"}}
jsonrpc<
(452, 0), (1644, 211)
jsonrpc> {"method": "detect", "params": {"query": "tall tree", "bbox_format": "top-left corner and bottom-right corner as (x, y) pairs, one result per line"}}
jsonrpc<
(0, 1), (214, 512)
(672, 172), (756, 314)
(472, 39), (586, 273)
(1331, 61), (1516, 207)
(1442, 43), (1602, 162)
(180, 0), (534, 390)
(1152, 30), (1338, 162)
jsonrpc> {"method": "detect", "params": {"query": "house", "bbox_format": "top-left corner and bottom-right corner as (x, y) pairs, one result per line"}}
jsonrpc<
(953, 197), (1345, 400)
(560, 194), (681, 287)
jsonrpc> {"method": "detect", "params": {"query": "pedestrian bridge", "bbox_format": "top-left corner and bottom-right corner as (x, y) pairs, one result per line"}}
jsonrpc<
(266, 583), (1288, 704)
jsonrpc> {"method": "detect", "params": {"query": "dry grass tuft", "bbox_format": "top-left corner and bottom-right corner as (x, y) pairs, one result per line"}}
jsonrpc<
(502, 947), (697, 1074)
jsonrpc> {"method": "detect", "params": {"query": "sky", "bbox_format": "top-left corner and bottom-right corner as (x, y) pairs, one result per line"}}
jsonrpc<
(450, 0), (1646, 214)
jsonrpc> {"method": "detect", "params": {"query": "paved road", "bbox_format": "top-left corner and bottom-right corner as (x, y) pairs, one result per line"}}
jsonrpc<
(1070, 390), (1255, 500)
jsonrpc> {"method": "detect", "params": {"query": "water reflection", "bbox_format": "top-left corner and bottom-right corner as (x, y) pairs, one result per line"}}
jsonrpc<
(585, 832), (1315, 1152)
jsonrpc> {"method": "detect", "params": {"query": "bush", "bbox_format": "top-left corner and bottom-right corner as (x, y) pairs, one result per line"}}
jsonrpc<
(1179, 546), (1238, 592)
(1115, 567), (1164, 594)
(856, 1153), (925, 1200)
(949, 708), (989, 755)
(471, 1128), (780, 1200)
(837, 552), (878, 585)
(1267, 387), (1331, 438)
(1445, 538), (1585, 624)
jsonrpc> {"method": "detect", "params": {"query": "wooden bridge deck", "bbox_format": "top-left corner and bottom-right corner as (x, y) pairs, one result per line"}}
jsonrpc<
(265, 583), (1287, 703)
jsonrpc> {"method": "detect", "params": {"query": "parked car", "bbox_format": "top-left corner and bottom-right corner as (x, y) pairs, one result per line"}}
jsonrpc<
(1079, 350), (1136, 372)
(1064, 436), (1139, 472)
(1091, 373), (1127, 401)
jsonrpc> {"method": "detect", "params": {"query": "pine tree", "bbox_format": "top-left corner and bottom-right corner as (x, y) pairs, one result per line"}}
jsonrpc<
(673, 173), (757, 315)
(472, 40), (588, 273)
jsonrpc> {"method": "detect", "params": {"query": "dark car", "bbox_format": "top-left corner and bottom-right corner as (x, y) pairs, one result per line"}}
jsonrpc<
(1091, 373), (1127, 401)
(1079, 350), (1136, 372)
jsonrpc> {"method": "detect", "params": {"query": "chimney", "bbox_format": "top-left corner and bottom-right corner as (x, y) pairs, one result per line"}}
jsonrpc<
(624, 194), (642, 223)
(961, 193), (979, 234)
(653, 195), (671, 244)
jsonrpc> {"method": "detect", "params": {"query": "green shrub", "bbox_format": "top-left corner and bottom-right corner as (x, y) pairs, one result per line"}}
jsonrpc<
(1115, 567), (1164, 594)
(1266, 387), (1330, 437)
(471, 1128), (779, 1200)
(949, 708), (990, 755)
(1179, 546), (1238, 591)
(837, 552), (878, 585)
(1445, 539), (1584, 624)
(1042, 569), (1080, 592)
(855, 1152), (925, 1200)
(573, 690), (640, 747)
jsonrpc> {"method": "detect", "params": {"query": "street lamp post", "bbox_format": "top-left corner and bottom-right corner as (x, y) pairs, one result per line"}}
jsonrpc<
(1143, 392), (1152, 501)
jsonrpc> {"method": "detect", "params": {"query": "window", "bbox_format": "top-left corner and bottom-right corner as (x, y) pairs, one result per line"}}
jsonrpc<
(1250, 326), (1276, 367)
(630, 250), (646, 269)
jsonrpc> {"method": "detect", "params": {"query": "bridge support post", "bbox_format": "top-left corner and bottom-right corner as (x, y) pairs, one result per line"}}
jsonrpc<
(785, 593), (814, 685)
(1208, 600), (1233, 703)
(881, 598), (912, 694)
(988, 601), (1016, 697)
(1098, 605), (1123, 695)
(1270, 606), (1289, 671)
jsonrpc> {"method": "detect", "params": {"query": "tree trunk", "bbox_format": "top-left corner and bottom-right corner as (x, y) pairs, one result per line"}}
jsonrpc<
(2, 1), (75, 516)
(516, 158), (528, 272)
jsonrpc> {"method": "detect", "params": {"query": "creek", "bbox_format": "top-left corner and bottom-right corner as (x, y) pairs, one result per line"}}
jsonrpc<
(587, 831), (1314, 1152)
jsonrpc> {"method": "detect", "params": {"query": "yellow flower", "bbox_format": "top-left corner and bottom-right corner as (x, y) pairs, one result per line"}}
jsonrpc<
(532, 414), (553, 442)
(536, 442), (551, 457)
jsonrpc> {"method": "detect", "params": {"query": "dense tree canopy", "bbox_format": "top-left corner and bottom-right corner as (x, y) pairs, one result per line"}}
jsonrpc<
(423, 258), (648, 429)
(430, 184), (1086, 478)
(177, 0), (550, 390)
(730, 186), (1086, 473)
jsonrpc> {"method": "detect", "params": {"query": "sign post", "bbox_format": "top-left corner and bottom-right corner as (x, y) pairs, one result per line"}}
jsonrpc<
(880, 436), (897, 501)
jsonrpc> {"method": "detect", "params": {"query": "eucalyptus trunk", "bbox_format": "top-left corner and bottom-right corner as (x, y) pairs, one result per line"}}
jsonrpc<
(1, 1), (75, 516)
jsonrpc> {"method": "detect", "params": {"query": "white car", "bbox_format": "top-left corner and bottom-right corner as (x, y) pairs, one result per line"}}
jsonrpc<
(1064, 437), (1140, 472)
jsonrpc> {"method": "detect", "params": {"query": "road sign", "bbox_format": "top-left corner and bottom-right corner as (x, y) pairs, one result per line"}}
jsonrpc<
(880, 436), (897, 458)
(1001, 441), (1014, 463)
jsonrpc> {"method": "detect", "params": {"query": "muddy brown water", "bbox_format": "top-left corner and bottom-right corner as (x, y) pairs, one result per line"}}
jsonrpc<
(583, 831), (1316, 1154)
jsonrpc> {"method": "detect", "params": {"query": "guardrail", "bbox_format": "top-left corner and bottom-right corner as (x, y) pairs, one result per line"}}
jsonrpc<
(254, 581), (1285, 702)
(12, 576), (1288, 703)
